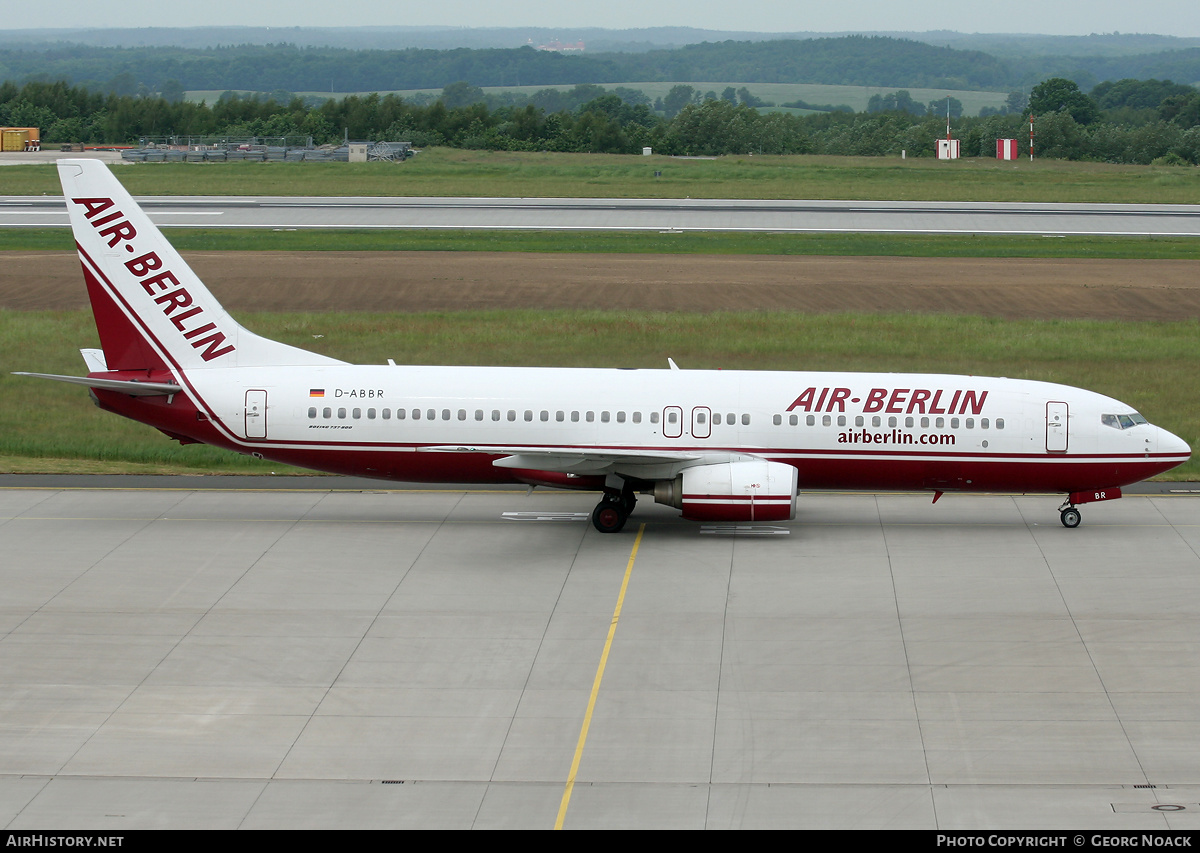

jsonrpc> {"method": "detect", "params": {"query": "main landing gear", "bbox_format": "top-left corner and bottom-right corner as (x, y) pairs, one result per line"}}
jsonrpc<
(591, 489), (637, 533)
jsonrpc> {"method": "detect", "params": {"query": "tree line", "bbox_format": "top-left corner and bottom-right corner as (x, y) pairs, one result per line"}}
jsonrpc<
(2, 77), (1198, 165)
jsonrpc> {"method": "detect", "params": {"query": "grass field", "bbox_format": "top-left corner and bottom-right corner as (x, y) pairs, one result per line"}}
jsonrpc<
(3, 309), (1196, 480)
(4, 228), (1199, 260)
(3, 148), (1199, 203)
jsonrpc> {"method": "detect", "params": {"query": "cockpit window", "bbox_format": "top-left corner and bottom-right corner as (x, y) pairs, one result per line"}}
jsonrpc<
(1102, 412), (1148, 430)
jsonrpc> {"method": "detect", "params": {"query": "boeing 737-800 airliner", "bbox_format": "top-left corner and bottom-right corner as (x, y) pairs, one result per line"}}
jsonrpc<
(16, 160), (1192, 532)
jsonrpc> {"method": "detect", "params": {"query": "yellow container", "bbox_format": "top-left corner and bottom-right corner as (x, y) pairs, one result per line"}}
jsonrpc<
(2, 129), (30, 151)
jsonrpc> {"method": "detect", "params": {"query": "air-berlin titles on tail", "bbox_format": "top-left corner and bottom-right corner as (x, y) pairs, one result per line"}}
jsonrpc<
(787, 386), (988, 415)
(72, 197), (236, 362)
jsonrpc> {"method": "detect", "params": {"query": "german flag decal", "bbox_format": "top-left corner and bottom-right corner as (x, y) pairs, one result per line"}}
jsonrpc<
(309, 389), (325, 398)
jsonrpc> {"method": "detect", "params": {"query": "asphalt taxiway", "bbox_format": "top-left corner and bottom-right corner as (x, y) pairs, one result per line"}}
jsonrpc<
(3, 480), (1200, 829)
(5, 195), (1200, 236)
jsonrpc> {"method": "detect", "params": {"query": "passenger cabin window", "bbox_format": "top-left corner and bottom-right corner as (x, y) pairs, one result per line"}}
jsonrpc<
(308, 407), (317, 418)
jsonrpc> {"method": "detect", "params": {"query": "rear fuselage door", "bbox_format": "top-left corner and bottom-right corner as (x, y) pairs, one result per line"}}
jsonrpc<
(1046, 401), (1068, 452)
(246, 389), (267, 439)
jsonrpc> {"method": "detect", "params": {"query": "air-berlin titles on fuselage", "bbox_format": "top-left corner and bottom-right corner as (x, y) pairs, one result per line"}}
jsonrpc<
(787, 386), (988, 416)
(72, 197), (235, 362)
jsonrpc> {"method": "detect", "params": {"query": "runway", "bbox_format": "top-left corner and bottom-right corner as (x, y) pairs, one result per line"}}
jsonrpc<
(3, 481), (1200, 829)
(4, 195), (1200, 236)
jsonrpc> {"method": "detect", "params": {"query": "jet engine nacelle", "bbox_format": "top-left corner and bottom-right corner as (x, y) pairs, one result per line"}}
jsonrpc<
(654, 459), (798, 522)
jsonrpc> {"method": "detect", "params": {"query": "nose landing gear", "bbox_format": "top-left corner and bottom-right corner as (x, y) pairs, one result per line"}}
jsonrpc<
(1057, 488), (1122, 529)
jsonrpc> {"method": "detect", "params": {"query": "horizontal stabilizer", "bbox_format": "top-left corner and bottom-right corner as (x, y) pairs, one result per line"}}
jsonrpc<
(13, 372), (183, 396)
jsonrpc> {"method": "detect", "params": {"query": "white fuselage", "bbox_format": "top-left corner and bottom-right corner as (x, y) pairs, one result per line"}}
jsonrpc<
(153, 364), (1187, 494)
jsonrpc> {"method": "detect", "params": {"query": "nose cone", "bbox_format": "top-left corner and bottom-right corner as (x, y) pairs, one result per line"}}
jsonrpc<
(1157, 426), (1192, 459)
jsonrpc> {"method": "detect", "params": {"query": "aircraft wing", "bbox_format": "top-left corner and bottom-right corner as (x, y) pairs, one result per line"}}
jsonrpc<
(420, 444), (756, 477)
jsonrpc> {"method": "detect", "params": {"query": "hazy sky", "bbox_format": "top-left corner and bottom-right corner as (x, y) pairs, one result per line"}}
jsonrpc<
(5, 0), (1200, 38)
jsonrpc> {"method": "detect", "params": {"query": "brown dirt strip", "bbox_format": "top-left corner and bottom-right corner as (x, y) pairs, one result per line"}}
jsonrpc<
(5, 251), (1200, 322)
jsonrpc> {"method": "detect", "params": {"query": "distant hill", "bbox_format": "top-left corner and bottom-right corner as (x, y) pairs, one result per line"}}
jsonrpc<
(615, 36), (1012, 89)
(0, 36), (1014, 92)
(1029, 49), (1200, 89)
(0, 26), (816, 52)
(2, 25), (1199, 56)
(0, 29), (1197, 94)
